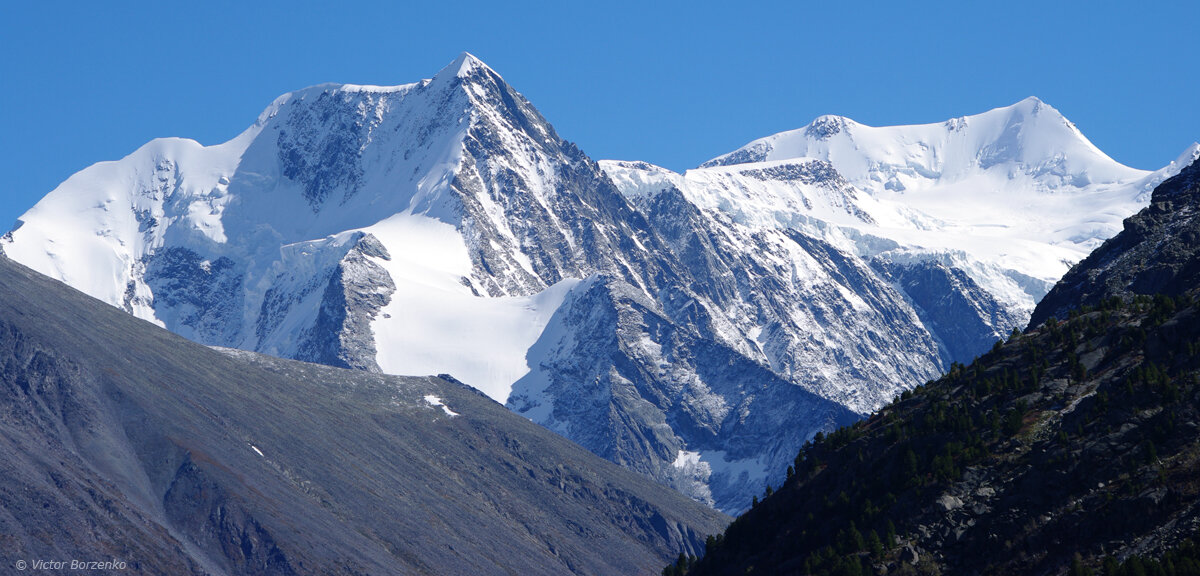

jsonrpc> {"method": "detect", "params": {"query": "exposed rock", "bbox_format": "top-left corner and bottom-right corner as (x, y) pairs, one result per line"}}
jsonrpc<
(937, 493), (964, 512)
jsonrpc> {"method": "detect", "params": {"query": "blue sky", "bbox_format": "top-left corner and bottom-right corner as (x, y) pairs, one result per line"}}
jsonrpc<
(1, 0), (1197, 229)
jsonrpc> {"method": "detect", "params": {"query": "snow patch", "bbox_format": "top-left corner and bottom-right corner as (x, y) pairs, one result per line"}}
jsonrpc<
(673, 450), (702, 468)
(423, 395), (459, 417)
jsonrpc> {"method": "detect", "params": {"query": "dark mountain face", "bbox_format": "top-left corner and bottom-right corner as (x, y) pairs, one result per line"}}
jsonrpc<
(679, 159), (1200, 576)
(1030, 159), (1200, 329)
(0, 255), (728, 575)
(872, 258), (1025, 364)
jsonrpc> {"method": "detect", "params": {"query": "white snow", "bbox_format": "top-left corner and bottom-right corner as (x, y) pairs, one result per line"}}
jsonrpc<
(423, 394), (460, 417)
(448, 51), (495, 79)
(600, 160), (686, 200)
(673, 450), (702, 468)
(2, 130), (259, 324)
(366, 212), (580, 402)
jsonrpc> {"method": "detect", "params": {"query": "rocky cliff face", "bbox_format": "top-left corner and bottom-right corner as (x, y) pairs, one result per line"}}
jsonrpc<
(872, 258), (1024, 364)
(508, 275), (860, 510)
(627, 184), (947, 413)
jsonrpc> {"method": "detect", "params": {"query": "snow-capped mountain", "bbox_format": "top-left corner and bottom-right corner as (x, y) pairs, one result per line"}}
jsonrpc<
(602, 100), (1197, 399)
(3, 54), (1193, 513)
(694, 98), (1194, 283)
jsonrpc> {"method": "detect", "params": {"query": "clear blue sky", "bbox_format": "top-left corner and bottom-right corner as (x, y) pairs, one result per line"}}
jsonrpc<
(2, 0), (1197, 229)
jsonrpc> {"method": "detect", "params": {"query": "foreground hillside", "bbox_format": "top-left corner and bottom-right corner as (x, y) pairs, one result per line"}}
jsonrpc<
(0, 255), (727, 575)
(679, 160), (1200, 575)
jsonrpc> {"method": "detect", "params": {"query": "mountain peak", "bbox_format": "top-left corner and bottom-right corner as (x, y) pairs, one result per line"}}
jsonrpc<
(1170, 142), (1200, 173)
(804, 114), (853, 139)
(1001, 95), (1060, 121)
(1016, 95), (1045, 108)
(261, 52), (497, 112)
(439, 51), (497, 80)
(699, 96), (1138, 188)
